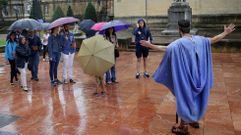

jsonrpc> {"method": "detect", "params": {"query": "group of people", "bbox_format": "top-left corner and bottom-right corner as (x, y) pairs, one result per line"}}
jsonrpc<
(4, 18), (236, 135)
(4, 18), (153, 92)
(5, 30), (41, 91)
(4, 24), (77, 91)
(92, 18), (153, 96)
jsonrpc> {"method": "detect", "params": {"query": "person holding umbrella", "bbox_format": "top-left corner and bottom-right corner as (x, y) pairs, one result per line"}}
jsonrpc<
(48, 27), (63, 86)
(28, 30), (42, 81)
(48, 17), (79, 86)
(78, 35), (115, 96)
(61, 24), (77, 84)
(5, 31), (19, 85)
(133, 18), (153, 79)
(104, 27), (119, 84)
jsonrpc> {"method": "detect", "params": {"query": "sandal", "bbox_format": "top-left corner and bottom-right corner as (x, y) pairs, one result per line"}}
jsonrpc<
(172, 120), (190, 135)
(189, 122), (200, 128)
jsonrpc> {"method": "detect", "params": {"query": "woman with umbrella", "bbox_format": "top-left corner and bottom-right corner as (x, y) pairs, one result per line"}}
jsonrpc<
(104, 27), (119, 84)
(48, 17), (79, 86)
(48, 27), (63, 86)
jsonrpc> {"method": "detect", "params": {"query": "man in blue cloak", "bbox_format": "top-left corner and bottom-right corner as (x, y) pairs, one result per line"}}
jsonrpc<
(140, 20), (235, 135)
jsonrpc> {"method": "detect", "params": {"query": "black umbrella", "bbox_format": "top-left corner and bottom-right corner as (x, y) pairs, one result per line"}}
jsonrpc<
(79, 19), (96, 37)
(8, 18), (41, 30)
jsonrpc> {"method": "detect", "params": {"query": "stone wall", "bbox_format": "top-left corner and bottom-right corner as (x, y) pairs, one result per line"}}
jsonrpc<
(114, 0), (241, 17)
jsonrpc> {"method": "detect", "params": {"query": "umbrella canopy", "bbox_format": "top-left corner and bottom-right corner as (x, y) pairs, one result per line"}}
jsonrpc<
(8, 18), (41, 30)
(33, 22), (50, 31)
(99, 20), (131, 34)
(49, 17), (79, 30)
(40, 22), (50, 30)
(78, 35), (115, 77)
(91, 22), (107, 31)
(79, 19), (96, 37)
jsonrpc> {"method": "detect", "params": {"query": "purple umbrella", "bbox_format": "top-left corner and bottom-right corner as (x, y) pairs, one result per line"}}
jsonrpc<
(48, 17), (79, 30)
(99, 20), (131, 34)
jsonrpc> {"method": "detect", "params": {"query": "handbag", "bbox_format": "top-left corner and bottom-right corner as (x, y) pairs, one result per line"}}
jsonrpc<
(114, 48), (119, 58)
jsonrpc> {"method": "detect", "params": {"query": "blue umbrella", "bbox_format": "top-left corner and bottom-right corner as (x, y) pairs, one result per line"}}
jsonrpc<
(99, 20), (131, 34)
(8, 18), (41, 30)
(33, 22), (50, 31)
(79, 19), (96, 37)
(40, 22), (50, 30)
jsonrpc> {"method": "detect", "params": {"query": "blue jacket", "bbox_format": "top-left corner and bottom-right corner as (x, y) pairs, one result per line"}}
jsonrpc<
(48, 34), (63, 59)
(61, 31), (76, 55)
(133, 27), (153, 45)
(4, 40), (17, 61)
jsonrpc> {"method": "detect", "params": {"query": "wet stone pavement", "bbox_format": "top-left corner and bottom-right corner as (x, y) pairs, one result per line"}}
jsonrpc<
(0, 52), (240, 135)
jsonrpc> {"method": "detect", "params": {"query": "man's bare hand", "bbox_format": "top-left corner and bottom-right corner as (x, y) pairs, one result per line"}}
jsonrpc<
(224, 24), (236, 35)
(140, 40), (151, 48)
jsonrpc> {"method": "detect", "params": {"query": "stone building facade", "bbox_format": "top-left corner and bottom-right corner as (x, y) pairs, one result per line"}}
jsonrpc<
(3, 0), (241, 26)
(3, 0), (114, 21)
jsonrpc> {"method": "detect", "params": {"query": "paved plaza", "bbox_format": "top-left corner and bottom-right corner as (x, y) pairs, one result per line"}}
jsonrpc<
(0, 52), (240, 135)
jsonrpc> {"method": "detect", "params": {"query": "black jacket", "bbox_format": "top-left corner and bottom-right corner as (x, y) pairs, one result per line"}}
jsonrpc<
(16, 44), (31, 68)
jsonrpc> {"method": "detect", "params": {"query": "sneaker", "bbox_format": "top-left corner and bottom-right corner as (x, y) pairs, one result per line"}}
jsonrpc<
(69, 79), (76, 84)
(10, 82), (14, 85)
(34, 78), (39, 81)
(112, 80), (119, 83)
(63, 79), (68, 84)
(144, 72), (150, 78)
(22, 86), (28, 92)
(106, 81), (112, 85)
(51, 80), (57, 86)
(136, 72), (141, 79)
(101, 91), (106, 96)
(56, 79), (63, 85)
(93, 92), (100, 97)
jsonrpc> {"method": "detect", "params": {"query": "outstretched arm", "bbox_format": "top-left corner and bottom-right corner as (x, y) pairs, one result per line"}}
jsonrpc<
(140, 40), (167, 52)
(211, 24), (235, 44)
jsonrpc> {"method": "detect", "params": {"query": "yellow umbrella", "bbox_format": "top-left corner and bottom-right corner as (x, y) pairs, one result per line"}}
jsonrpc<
(78, 35), (115, 77)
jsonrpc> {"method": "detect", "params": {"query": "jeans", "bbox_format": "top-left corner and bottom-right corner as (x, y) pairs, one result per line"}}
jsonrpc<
(8, 59), (18, 82)
(49, 52), (61, 82)
(62, 53), (75, 80)
(29, 52), (40, 79)
(105, 65), (116, 82)
(18, 63), (28, 87)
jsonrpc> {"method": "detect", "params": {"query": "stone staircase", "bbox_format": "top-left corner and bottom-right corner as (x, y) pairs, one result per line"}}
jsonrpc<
(117, 22), (241, 53)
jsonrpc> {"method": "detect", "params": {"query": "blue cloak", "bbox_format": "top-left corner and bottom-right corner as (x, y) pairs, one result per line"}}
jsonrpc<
(153, 36), (213, 122)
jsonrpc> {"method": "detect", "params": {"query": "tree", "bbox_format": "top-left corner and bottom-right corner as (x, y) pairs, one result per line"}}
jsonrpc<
(66, 5), (74, 17)
(84, 1), (97, 22)
(30, 0), (43, 20)
(52, 6), (65, 21)
(0, 0), (7, 22)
